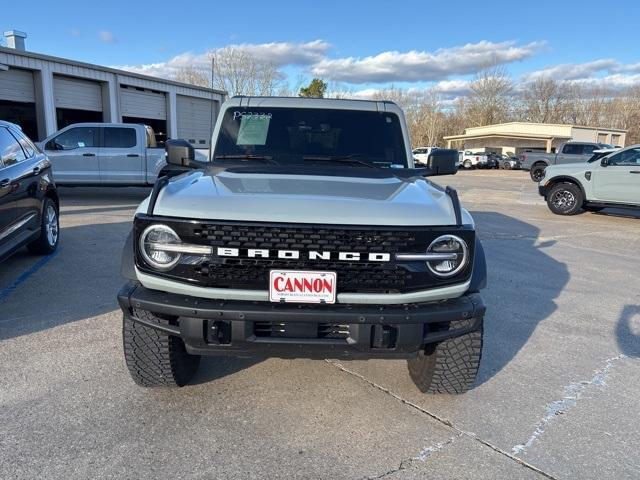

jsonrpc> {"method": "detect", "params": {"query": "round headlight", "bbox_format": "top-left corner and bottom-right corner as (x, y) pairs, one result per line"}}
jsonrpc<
(139, 224), (182, 270)
(426, 235), (468, 278)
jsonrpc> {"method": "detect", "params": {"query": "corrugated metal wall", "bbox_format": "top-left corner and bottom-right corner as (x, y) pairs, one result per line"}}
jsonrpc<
(0, 68), (35, 103)
(53, 75), (102, 111)
(120, 86), (166, 119)
(176, 95), (215, 147)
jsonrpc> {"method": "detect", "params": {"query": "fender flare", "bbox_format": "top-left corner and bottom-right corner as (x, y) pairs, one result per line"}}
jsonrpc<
(121, 229), (136, 281)
(468, 237), (487, 293)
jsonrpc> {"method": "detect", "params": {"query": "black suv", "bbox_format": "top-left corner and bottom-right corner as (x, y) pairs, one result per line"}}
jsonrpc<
(0, 121), (59, 262)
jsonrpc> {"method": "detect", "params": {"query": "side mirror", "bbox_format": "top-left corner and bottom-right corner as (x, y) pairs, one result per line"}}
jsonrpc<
(165, 139), (196, 168)
(424, 149), (458, 176)
(601, 158), (609, 167)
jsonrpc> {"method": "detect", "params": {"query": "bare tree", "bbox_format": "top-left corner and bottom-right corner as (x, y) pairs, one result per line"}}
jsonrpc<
(521, 77), (568, 123)
(174, 65), (210, 88)
(465, 66), (514, 126)
(210, 47), (282, 96)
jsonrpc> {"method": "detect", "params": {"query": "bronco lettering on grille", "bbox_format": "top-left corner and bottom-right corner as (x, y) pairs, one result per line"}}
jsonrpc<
(216, 248), (391, 262)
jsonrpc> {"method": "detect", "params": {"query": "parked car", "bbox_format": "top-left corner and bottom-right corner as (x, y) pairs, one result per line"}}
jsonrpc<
(499, 156), (520, 170)
(481, 152), (500, 169)
(412, 146), (438, 165)
(0, 121), (59, 262)
(461, 150), (488, 169)
(118, 97), (487, 394)
(520, 142), (612, 182)
(37, 123), (166, 186)
(538, 144), (640, 215)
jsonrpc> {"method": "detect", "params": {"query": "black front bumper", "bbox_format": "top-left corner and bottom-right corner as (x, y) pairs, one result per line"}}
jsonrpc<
(118, 282), (485, 359)
(538, 184), (548, 198)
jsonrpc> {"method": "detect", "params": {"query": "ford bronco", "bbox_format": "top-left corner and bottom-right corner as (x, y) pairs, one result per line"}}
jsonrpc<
(118, 97), (487, 394)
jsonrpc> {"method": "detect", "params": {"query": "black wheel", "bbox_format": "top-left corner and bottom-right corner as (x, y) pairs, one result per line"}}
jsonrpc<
(407, 318), (483, 394)
(463, 160), (472, 169)
(530, 164), (546, 182)
(123, 309), (201, 387)
(27, 197), (59, 255)
(503, 161), (512, 170)
(546, 182), (584, 215)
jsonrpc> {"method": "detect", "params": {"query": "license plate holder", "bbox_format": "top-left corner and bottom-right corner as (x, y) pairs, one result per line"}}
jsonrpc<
(269, 270), (337, 304)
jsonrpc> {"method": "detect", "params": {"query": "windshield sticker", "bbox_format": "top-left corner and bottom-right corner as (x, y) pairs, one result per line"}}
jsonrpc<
(236, 113), (271, 145)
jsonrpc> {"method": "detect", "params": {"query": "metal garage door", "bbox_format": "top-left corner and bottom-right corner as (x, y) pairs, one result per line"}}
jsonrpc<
(120, 86), (166, 120)
(0, 68), (35, 103)
(53, 76), (102, 111)
(176, 95), (215, 147)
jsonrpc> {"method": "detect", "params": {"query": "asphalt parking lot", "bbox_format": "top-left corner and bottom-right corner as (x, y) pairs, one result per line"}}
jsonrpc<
(1, 170), (639, 479)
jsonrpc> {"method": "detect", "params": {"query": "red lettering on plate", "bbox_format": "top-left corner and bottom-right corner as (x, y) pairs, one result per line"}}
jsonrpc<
(323, 278), (333, 293)
(274, 276), (284, 292)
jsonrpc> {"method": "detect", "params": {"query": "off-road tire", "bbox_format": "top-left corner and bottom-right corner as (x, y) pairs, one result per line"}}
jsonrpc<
(530, 164), (546, 182)
(123, 309), (201, 387)
(407, 318), (483, 394)
(27, 197), (59, 255)
(546, 182), (584, 215)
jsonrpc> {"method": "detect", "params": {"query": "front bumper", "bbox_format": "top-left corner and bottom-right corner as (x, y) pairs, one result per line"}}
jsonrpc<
(118, 282), (485, 359)
(538, 184), (548, 198)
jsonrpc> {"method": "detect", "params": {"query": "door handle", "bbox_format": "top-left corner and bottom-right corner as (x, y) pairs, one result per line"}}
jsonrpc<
(83, 153), (96, 157)
(127, 153), (140, 157)
(32, 166), (41, 175)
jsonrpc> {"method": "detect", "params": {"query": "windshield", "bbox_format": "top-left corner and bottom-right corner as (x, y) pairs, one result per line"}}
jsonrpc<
(213, 107), (408, 168)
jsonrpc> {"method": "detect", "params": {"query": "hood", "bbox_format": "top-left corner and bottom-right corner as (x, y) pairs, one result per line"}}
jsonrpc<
(543, 162), (590, 179)
(145, 169), (461, 226)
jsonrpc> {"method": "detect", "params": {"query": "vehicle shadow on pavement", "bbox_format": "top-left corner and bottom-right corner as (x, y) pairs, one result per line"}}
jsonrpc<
(190, 356), (262, 384)
(0, 220), (132, 341)
(470, 210), (570, 386)
(616, 305), (640, 358)
(591, 208), (640, 220)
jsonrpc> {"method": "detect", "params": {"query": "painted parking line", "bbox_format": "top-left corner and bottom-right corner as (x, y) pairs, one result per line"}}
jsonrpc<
(0, 250), (59, 305)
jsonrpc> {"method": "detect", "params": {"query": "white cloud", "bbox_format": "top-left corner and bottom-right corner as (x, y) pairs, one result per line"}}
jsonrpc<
(117, 40), (331, 79)
(99, 31), (116, 43)
(311, 40), (544, 83)
(523, 59), (640, 92)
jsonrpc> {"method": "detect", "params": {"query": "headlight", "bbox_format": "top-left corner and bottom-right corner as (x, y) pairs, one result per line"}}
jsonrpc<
(139, 224), (182, 270)
(426, 235), (468, 277)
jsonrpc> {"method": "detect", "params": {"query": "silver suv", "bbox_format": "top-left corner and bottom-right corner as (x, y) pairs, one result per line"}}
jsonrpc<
(118, 97), (487, 394)
(539, 145), (640, 215)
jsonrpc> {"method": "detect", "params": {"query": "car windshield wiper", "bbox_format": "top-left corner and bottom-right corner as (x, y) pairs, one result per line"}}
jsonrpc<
(302, 154), (378, 169)
(214, 154), (278, 164)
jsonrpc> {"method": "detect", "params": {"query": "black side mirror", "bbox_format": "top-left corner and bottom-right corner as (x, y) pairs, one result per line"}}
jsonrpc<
(601, 158), (609, 167)
(424, 149), (458, 176)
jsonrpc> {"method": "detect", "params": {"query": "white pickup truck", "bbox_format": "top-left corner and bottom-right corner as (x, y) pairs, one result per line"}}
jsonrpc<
(37, 123), (166, 185)
(460, 150), (488, 169)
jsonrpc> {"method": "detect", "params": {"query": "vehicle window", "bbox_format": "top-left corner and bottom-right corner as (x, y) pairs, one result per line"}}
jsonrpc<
(0, 127), (28, 167)
(104, 127), (137, 148)
(583, 145), (598, 155)
(49, 127), (97, 150)
(214, 108), (408, 167)
(607, 147), (640, 166)
(9, 129), (36, 158)
(562, 144), (584, 155)
(145, 126), (157, 148)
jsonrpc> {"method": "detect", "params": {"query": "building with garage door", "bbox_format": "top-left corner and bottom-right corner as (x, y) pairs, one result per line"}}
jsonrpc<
(0, 31), (225, 149)
(444, 122), (627, 156)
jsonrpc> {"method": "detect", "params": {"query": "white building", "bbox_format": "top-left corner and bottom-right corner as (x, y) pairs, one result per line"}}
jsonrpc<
(444, 122), (627, 156)
(0, 30), (225, 147)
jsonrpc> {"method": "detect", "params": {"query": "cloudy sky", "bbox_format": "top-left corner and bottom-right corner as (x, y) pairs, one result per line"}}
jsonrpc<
(5, 0), (640, 98)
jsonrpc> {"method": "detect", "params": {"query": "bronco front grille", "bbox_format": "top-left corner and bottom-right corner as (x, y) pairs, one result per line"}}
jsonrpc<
(254, 321), (350, 339)
(134, 217), (475, 294)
